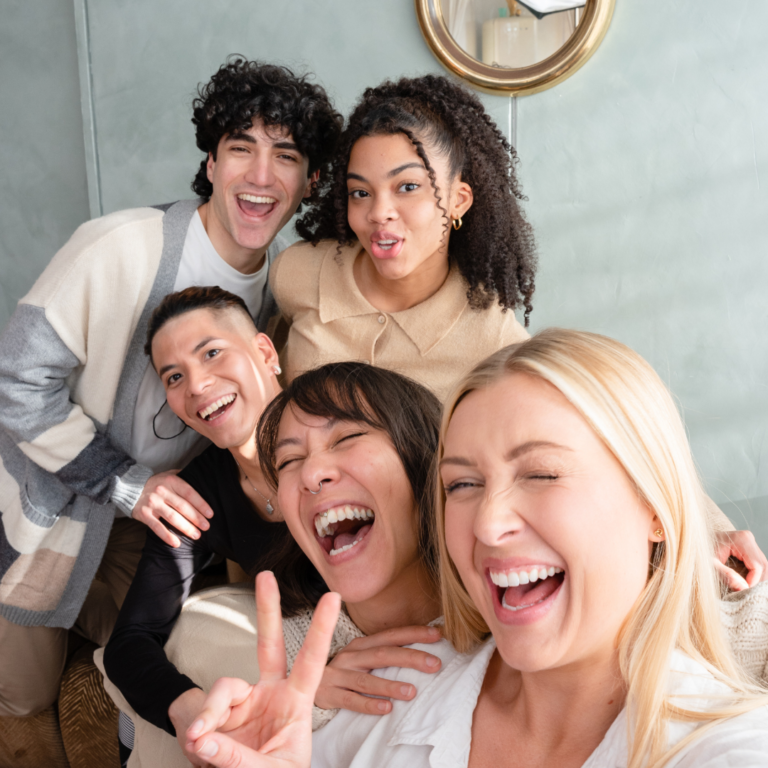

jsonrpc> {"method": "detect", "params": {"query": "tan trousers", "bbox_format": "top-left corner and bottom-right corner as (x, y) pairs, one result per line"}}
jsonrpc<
(0, 517), (145, 717)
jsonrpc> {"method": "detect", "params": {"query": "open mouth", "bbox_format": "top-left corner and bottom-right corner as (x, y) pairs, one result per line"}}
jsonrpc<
(314, 505), (375, 557)
(370, 235), (403, 259)
(197, 394), (236, 422)
(237, 193), (277, 217)
(490, 566), (565, 613)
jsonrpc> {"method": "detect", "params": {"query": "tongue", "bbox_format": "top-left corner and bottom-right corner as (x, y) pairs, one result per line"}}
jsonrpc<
(503, 576), (560, 608)
(333, 524), (372, 551)
(239, 199), (274, 216)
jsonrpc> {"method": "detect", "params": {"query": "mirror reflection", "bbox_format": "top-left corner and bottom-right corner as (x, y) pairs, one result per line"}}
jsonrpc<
(441, 0), (585, 69)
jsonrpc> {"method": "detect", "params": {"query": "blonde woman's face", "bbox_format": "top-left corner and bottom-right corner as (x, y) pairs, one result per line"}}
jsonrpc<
(441, 372), (657, 673)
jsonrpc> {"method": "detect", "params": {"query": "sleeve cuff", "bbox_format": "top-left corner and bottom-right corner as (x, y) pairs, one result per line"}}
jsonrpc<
(111, 463), (154, 517)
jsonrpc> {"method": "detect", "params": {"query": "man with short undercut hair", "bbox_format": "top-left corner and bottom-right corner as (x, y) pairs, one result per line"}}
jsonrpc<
(0, 56), (342, 723)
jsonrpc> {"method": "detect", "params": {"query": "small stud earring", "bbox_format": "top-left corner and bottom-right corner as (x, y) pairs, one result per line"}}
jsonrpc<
(272, 365), (282, 376)
(654, 528), (664, 539)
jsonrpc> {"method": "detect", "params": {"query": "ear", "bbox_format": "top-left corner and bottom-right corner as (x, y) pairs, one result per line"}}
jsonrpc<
(303, 169), (320, 199)
(450, 179), (474, 220)
(648, 515), (665, 543)
(253, 332), (280, 370)
(206, 152), (215, 184)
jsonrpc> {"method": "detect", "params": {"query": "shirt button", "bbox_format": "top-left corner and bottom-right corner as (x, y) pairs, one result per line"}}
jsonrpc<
(377, 315), (386, 324)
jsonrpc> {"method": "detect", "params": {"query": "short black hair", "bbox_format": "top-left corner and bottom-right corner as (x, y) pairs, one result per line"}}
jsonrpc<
(257, 362), (442, 617)
(144, 285), (254, 360)
(191, 56), (344, 202)
(296, 74), (537, 324)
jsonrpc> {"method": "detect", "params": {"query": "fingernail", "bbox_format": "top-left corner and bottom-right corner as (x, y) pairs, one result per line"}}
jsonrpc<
(426, 656), (439, 667)
(377, 701), (389, 712)
(189, 719), (204, 737)
(400, 684), (413, 697)
(198, 740), (219, 758)
(427, 626), (440, 636)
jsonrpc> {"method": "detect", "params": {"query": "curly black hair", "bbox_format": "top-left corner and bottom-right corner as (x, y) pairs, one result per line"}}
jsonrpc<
(191, 56), (343, 203)
(295, 75), (537, 324)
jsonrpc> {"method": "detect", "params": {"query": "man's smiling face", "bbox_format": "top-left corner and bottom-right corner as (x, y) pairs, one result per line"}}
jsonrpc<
(203, 117), (315, 270)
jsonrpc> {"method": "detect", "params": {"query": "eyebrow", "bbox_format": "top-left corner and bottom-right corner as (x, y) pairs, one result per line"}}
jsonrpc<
(226, 133), (300, 152)
(157, 337), (221, 377)
(274, 417), (340, 452)
(346, 161), (425, 184)
(439, 440), (572, 468)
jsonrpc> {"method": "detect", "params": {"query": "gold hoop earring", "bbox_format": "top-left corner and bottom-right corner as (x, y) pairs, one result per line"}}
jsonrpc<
(452, 217), (463, 230)
(654, 528), (664, 539)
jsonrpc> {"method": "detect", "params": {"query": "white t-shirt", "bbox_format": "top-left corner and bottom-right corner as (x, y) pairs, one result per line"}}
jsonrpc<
(312, 640), (768, 768)
(130, 210), (269, 473)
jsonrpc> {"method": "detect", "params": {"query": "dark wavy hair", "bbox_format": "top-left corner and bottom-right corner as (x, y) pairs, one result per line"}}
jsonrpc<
(191, 56), (343, 202)
(295, 74), (537, 324)
(256, 362), (442, 617)
(144, 286), (254, 361)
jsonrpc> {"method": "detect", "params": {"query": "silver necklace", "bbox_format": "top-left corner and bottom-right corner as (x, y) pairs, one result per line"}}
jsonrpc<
(235, 460), (274, 515)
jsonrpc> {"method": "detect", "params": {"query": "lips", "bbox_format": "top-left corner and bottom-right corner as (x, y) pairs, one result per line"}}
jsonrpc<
(197, 394), (236, 422)
(237, 193), (277, 217)
(369, 231), (404, 260)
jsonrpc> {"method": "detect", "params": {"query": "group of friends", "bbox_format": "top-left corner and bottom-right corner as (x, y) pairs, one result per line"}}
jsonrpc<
(0, 57), (767, 768)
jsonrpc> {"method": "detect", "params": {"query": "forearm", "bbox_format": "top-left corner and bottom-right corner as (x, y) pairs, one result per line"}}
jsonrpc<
(0, 304), (148, 507)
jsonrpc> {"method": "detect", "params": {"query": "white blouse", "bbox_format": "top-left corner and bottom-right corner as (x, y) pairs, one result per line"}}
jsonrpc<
(312, 639), (768, 768)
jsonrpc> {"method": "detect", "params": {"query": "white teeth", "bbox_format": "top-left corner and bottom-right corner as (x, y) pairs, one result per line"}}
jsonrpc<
(198, 394), (235, 420)
(329, 534), (365, 557)
(238, 194), (276, 204)
(489, 566), (563, 588)
(313, 506), (375, 538)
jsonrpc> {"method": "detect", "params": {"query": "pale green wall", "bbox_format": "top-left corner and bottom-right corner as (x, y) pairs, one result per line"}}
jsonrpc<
(1, 0), (766, 549)
(0, 0), (90, 324)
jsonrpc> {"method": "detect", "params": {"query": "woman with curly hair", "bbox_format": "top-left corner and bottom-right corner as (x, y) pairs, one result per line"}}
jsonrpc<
(269, 74), (537, 401)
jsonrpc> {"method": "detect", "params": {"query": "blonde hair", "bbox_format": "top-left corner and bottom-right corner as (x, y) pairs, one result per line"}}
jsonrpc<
(436, 329), (768, 768)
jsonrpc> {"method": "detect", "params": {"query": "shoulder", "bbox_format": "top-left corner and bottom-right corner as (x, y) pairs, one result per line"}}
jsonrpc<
(22, 206), (167, 308)
(271, 239), (343, 314)
(178, 444), (234, 500)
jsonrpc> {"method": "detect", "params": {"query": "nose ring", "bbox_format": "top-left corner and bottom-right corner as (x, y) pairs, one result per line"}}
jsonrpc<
(309, 481), (324, 495)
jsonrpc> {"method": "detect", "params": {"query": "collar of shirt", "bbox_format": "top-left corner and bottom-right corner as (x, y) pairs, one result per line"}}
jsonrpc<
(317, 242), (470, 356)
(384, 637), (495, 768)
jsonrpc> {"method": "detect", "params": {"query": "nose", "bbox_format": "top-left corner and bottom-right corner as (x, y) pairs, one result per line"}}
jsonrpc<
(245, 149), (277, 188)
(367, 192), (398, 224)
(186, 364), (214, 397)
(300, 451), (341, 497)
(473, 486), (525, 546)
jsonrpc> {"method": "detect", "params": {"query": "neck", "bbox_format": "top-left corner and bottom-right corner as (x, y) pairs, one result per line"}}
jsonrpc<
(482, 646), (625, 758)
(354, 248), (450, 313)
(198, 201), (267, 274)
(345, 560), (441, 635)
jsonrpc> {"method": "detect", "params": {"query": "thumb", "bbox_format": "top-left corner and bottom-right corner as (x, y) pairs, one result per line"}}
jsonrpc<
(193, 732), (263, 768)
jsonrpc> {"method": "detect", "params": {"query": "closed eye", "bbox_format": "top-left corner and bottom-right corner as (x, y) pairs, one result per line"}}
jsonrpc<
(444, 480), (482, 494)
(334, 431), (367, 447)
(276, 455), (302, 472)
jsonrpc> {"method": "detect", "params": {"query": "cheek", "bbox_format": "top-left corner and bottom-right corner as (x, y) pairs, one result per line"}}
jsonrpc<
(444, 505), (476, 575)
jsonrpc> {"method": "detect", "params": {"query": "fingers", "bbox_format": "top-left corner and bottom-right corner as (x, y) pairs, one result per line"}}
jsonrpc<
(164, 474), (215, 520)
(331, 644), (442, 675)
(186, 677), (255, 743)
(288, 591), (342, 699)
(316, 667), (419, 713)
(337, 625), (441, 653)
(715, 530), (767, 588)
(714, 557), (749, 592)
(142, 512), (182, 548)
(192, 731), (264, 768)
(256, 571), (287, 682)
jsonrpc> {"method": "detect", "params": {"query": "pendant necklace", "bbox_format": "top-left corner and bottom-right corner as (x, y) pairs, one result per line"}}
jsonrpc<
(235, 459), (274, 515)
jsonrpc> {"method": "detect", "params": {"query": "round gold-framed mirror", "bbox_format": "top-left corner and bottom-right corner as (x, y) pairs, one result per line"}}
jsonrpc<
(415, 0), (615, 96)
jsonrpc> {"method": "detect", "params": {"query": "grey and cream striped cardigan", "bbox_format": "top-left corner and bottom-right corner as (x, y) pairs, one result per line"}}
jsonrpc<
(0, 199), (284, 628)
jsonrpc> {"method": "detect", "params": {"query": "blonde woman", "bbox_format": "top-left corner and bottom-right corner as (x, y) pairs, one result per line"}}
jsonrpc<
(186, 329), (768, 768)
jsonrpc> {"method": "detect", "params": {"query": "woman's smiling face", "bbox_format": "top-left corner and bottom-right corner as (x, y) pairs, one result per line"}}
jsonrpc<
(274, 407), (421, 604)
(346, 133), (472, 284)
(441, 373), (657, 673)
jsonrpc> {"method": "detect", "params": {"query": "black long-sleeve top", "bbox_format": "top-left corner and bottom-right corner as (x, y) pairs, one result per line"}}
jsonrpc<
(104, 444), (300, 735)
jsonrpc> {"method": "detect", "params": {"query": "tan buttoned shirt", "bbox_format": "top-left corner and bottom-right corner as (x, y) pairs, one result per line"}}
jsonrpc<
(270, 240), (529, 402)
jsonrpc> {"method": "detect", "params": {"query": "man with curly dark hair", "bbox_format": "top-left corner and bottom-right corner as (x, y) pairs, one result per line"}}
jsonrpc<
(0, 56), (341, 726)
